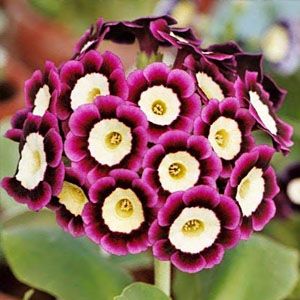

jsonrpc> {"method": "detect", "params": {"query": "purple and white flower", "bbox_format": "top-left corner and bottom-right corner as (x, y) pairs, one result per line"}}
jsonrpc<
(142, 130), (222, 205)
(1, 113), (64, 211)
(83, 169), (157, 255)
(225, 145), (279, 239)
(127, 62), (200, 142)
(150, 185), (241, 273)
(65, 95), (148, 184)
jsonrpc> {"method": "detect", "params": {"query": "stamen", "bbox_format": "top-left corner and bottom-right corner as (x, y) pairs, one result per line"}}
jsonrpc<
(87, 87), (101, 103)
(182, 219), (205, 236)
(152, 100), (167, 115)
(105, 131), (122, 149)
(215, 129), (229, 147)
(168, 162), (186, 179)
(32, 151), (42, 172)
(238, 178), (250, 199)
(115, 198), (134, 218)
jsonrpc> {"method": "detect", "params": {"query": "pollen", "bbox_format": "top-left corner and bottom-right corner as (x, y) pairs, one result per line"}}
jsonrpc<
(115, 198), (134, 218)
(87, 87), (101, 103)
(152, 100), (167, 115)
(105, 131), (122, 149)
(182, 219), (205, 236)
(168, 162), (186, 179)
(215, 129), (229, 148)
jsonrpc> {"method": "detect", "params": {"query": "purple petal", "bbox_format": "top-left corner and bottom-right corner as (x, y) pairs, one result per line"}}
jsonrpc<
(45, 163), (65, 196)
(188, 135), (212, 160)
(117, 104), (148, 129)
(167, 69), (195, 98)
(252, 199), (276, 231)
(127, 230), (150, 254)
(64, 133), (88, 162)
(202, 244), (225, 268)
(101, 233), (128, 255)
(264, 167), (280, 199)
(217, 228), (241, 249)
(153, 239), (175, 260)
(44, 129), (63, 168)
(143, 62), (169, 85)
(183, 185), (219, 208)
(143, 145), (165, 169)
(148, 220), (167, 244)
(81, 50), (103, 73)
(88, 177), (116, 203)
(158, 130), (188, 151)
(170, 251), (206, 273)
(27, 182), (52, 211)
(60, 60), (84, 87)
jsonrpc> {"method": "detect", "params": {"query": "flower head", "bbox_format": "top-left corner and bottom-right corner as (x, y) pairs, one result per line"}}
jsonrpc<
(194, 97), (255, 177)
(150, 185), (240, 273)
(225, 145), (279, 239)
(83, 169), (157, 255)
(128, 62), (200, 142)
(48, 167), (90, 237)
(65, 95), (148, 184)
(1, 112), (64, 211)
(142, 130), (222, 205)
(57, 50), (128, 121)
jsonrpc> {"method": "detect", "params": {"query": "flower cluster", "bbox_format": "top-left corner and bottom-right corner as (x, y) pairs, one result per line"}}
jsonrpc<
(1, 15), (293, 273)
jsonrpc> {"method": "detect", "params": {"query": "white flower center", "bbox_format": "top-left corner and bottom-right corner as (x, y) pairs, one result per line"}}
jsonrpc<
(208, 116), (242, 160)
(32, 84), (51, 116)
(88, 119), (132, 166)
(196, 72), (224, 101)
(71, 73), (109, 110)
(261, 25), (289, 63)
(80, 40), (95, 53)
(169, 207), (221, 254)
(138, 85), (181, 126)
(236, 167), (265, 217)
(158, 151), (200, 193)
(249, 91), (277, 135)
(287, 178), (300, 205)
(16, 133), (47, 190)
(102, 187), (145, 234)
(170, 31), (189, 43)
(58, 181), (88, 216)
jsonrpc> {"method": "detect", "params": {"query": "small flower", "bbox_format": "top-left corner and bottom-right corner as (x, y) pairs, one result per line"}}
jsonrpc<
(65, 95), (148, 184)
(48, 167), (90, 237)
(142, 130), (222, 204)
(24, 61), (60, 117)
(82, 169), (157, 255)
(57, 50), (128, 121)
(73, 18), (110, 59)
(261, 19), (300, 75)
(225, 145), (279, 239)
(184, 54), (235, 103)
(127, 62), (200, 142)
(149, 185), (241, 273)
(194, 97), (255, 178)
(235, 71), (293, 154)
(1, 113), (64, 211)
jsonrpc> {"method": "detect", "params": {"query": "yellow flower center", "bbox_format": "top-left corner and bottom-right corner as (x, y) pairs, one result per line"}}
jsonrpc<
(215, 129), (229, 148)
(87, 87), (101, 103)
(152, 100), (167, 115)
(115, 198), (134, 218)
(182, 219), (205, 236)
(32, 150), (42, 172)
(168, 162), (186, 179)
(238, 178), (251, 200)
(105, 131), (122, 149)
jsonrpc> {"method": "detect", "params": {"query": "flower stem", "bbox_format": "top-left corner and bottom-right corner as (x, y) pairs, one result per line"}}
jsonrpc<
(154, 258), (171, 297)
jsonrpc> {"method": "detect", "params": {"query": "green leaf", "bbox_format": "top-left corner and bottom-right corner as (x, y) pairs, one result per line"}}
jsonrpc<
(1, 214), (132, 300)
(174, 234), (299, 300)
(114, 282), (170, 300)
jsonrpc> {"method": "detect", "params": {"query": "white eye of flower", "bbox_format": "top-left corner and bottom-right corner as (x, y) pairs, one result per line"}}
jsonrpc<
(88, 119), (132, 166)
(261, 25), (289, 63)
(32, 84), (51, 116)
(16, 133), (47, 190)
(249, 91), (277, 135)
(71, 73), (110, 110)
(138, 85), (181, 126)
(58, 181), (88, 216)
(169, 207), (221, 254)
(170, 31), (189, 43)
(208, 116), (242, 160)
(102, 187), (145, 234)
(287, 178), (300, 205)
(158, 151), (200, 193)
(80, 40), (95, 53)
(236, 167), (265, 217)
(196, 72), (224, 101)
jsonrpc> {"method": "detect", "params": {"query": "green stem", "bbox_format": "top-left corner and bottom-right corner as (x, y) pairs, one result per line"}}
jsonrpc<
(154, 258), (171, 297)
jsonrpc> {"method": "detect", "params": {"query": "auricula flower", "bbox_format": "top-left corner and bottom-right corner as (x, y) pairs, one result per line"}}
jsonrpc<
(225, 145), (279, 239)
(142, 130), (222, 205)
(82, 169), (157, 255)
(57, 50), (128, 121)
(149, 185), (241, 273)
(194, 97), (255, 178)
(1, 113), (64, 211)
(65, 95), (148, 184)
(48, 167), (90, 237)
(127, 62), (200, 142)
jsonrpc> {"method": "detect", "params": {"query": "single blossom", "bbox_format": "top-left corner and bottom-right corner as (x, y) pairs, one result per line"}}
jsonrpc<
(48, 167), (90, 237)
(65, 95), (148, 184)
(194, 97), (255, 178)
(149, 185), (241, 273)
(1, 113), (64, 211)
(127, 62), (200, 142)
(73, 18), (110, 59)
(225, 145), (279, 239)
(235, 71), (293, 154)
(142, 130), (222, 205)
(57, 50), (128, 121)
(184, 54), (235, 103)
(82, 169), (157, 255)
